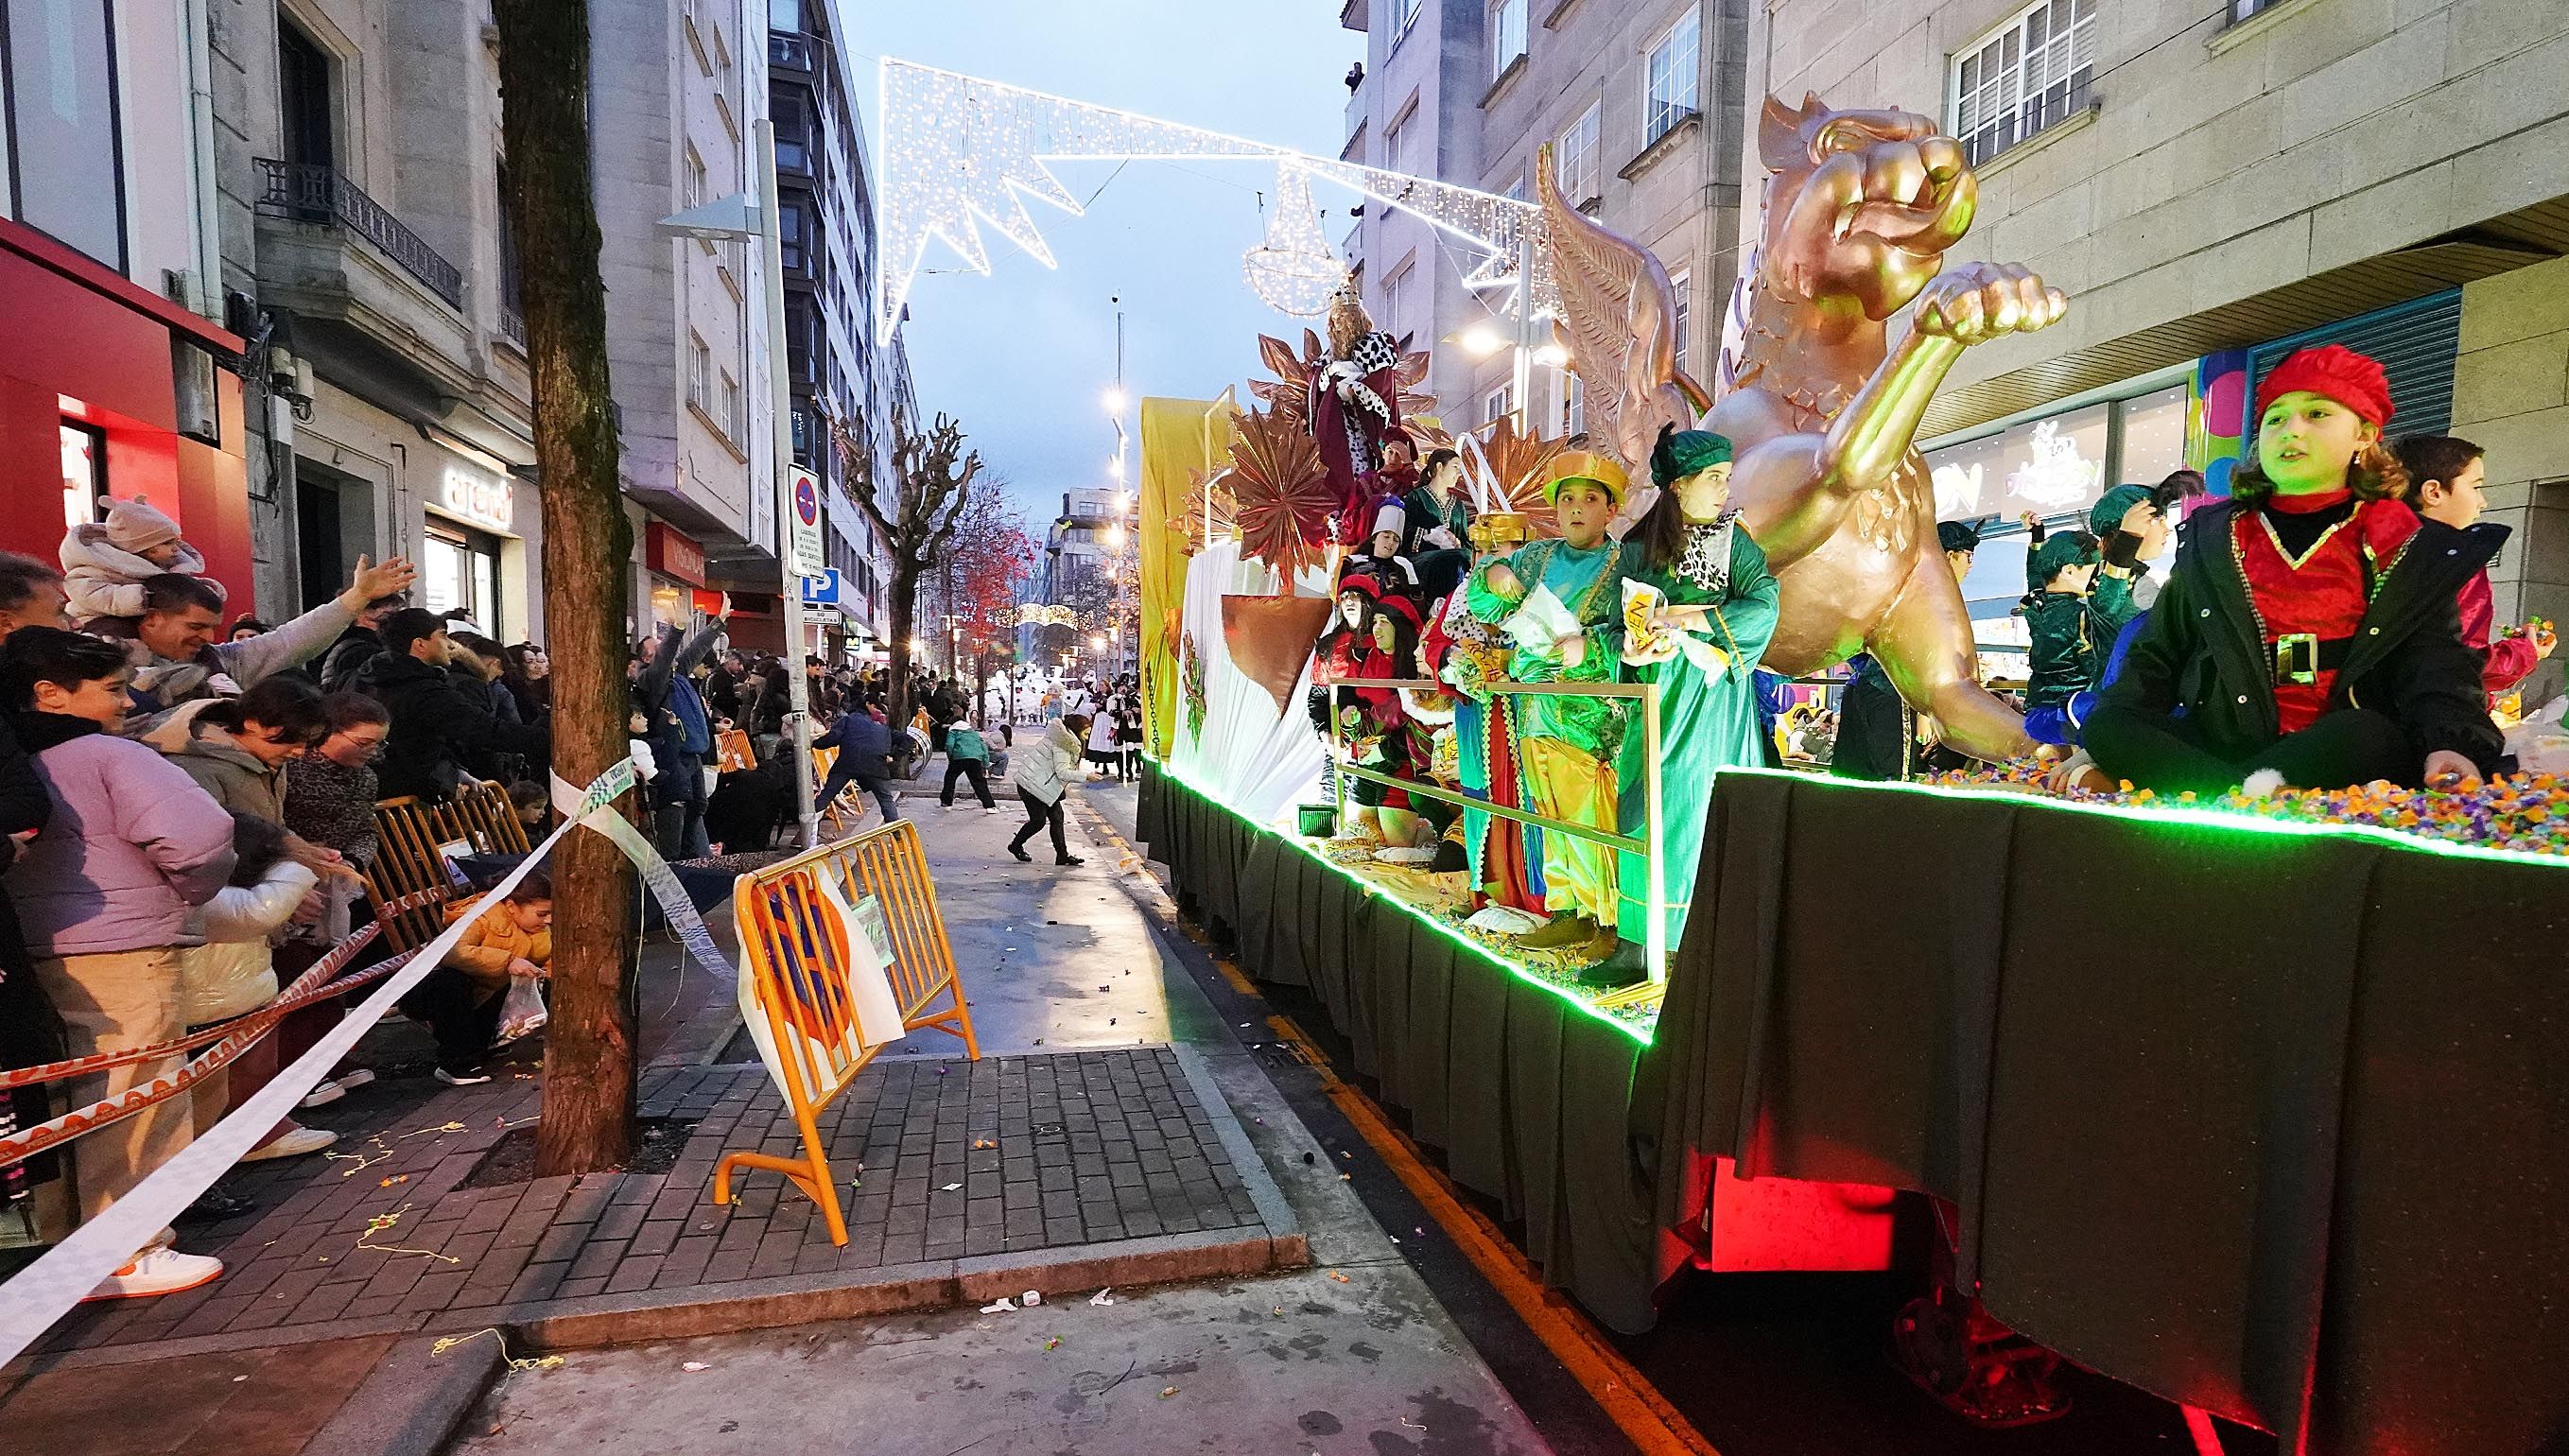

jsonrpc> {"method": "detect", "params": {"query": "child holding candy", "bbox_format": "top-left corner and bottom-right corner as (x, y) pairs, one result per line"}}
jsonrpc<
(2394, 435), (2557, 704)
(2085, 346), (2504, 796)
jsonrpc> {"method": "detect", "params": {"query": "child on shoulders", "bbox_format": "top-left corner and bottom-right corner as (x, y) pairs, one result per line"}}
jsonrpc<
(61, 496), (214, 624)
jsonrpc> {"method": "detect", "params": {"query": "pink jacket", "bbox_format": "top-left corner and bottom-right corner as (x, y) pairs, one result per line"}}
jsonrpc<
(2457, 569), (2539, 697)
(6, 721), (236, 957)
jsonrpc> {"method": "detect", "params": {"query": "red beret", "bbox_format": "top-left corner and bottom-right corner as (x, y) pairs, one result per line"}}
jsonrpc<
(2254, 344), (2395, 426)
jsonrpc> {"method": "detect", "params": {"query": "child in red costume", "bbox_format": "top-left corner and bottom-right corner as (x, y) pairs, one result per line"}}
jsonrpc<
(2086, 345), (2504, 795)
(2393, 434), (2556, 702)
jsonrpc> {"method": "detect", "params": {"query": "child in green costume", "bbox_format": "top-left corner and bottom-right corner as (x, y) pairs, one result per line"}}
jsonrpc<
(1602, 426), (1779, 985)
(1466, 453), (1633, 953)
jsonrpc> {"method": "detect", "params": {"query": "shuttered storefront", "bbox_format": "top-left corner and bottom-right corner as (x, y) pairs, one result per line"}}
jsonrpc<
(2247, 289), (2463, 435)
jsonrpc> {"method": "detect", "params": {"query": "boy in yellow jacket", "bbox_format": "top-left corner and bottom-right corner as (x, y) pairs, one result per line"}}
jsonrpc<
(398, 871), (553, 1084)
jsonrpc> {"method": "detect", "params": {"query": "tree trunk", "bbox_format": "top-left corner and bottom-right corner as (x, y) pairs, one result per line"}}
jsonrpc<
(496, 0), (637, 1176)
(885, 559), (918, 732)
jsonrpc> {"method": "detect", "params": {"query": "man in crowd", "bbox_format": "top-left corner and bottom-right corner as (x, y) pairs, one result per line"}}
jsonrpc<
(317, 590), (409, 691)
(0, 553), (72, 635)
(634, 610), (728, 858)
(104, 556), (416, 733)
(357, 608), (550, 801)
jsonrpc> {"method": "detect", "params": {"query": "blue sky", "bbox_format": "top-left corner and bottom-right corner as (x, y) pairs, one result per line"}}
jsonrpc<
(836, 2), (1363, 527)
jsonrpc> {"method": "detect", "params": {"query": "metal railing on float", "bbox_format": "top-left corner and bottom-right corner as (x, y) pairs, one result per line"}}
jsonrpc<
(1320, 675), (1673, 983)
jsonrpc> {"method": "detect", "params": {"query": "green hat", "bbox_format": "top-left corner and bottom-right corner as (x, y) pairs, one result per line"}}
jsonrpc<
(2088, 484), (2154, 537)
(2029, 529), (2098, 585)
(1649, 425), (1734, 489)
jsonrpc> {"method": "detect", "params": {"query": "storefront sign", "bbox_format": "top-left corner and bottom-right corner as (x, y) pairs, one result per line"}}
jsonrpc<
(646, 521), (709, 588)
(441, 467), (513, 532)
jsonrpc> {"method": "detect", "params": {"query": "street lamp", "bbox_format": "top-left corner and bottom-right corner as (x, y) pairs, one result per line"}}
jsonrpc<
(658, 114), (816, 849)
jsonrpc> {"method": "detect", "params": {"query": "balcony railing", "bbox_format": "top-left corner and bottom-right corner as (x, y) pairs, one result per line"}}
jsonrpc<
(254, 158), (465, 310)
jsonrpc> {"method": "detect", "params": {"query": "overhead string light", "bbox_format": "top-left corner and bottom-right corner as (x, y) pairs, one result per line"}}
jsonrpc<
(877, 58), (1558, 334)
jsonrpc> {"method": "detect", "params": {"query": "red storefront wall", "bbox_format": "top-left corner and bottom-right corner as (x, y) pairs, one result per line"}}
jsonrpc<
(0, 219), (252, 606)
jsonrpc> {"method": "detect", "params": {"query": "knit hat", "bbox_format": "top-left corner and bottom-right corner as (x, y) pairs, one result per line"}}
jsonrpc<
(2087, 484), (2154, 537)
(101, 495), (182, 555)
(1936, 520), (1983, 555)
(1648, 424), (1734, 489)
(2029, 529), (2098, 585)
(2254, 345), (2395, 426)
(1541, 451), (1630, 506)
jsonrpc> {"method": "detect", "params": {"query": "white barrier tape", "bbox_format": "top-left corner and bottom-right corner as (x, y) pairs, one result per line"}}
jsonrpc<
(577, 804), (735, 985)
(0, 763), (634, 1368)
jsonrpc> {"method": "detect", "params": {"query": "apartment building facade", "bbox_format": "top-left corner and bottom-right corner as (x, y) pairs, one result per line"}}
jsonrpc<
(1338, 0), (1749, 447)
(1745, 0), (2569, 695)
(3, 1), (254, 605)
(769, 0), (897, 657)
(212, 0), (545, 633)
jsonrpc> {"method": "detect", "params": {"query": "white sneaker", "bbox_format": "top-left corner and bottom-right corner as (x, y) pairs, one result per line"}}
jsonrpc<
(297, 1081), (346, 1110)
(83, 1246), (223, 1301)
(238, 1125), (338, 1162)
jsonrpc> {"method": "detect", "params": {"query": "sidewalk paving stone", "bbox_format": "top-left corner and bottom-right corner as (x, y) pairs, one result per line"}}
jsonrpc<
(16, 1044), (1290, 1369)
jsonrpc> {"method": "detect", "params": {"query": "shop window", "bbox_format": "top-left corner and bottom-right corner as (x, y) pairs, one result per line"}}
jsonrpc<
(59, 422), (105, 533)
(1556, 101), (1600, 205)
(1927, 401), (2109, 527)
(1644, 12), (1699, 145)
(2116, 385), (2190, 483)
(5, 0), (128, 268)
(1950, 0), (2095, 167)
(423, 519), (504, 637)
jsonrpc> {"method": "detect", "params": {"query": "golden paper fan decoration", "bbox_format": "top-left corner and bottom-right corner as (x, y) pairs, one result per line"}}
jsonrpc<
(1392, 345), (1437, 422)
(1225, 407), (1337, 585)
(1472, 415), (1571, 538)
(1179, 466), (1239, 557)
(1247, 332), (1322, 426)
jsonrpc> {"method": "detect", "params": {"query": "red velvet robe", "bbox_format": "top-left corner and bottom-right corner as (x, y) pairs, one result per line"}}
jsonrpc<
(2232, 491), (2420, 734)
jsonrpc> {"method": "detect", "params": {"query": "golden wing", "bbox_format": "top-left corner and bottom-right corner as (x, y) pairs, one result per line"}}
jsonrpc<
(1535, 143), (1710, 470)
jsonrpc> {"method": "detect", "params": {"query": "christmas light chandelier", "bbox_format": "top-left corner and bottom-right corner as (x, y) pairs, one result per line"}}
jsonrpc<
(1241, 166), (1345, 318)
(877, 58), (1556, 333)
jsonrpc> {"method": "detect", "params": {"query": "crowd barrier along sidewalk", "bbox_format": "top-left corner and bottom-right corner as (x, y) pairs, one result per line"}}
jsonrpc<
(0, 761), (647, 1367)
(720, 817), (981, 1244)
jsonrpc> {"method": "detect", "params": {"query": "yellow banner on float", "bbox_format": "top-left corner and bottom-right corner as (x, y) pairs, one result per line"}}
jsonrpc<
(1138, 395), (1236, 757)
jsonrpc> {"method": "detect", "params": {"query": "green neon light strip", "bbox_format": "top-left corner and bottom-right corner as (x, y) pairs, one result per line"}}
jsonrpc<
(1148, 758), (1657, 1046)
(1729, 766), (2569, 871)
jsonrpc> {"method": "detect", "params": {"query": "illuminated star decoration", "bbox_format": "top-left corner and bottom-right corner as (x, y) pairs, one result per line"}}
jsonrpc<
(1241, 165), (1345, 319)
(877, 59), (1559, 334)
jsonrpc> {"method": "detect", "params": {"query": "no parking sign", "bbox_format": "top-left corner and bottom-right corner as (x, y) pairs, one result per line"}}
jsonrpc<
(789, 465), (825, 576)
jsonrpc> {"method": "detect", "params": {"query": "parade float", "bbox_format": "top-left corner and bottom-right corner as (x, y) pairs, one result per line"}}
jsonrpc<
(882, 62), (2569, 1456)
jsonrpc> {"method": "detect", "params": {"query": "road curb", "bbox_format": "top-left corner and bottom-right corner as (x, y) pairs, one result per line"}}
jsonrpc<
(304, 1332), (504, 1456)
(428, 1224), (1299, 1351)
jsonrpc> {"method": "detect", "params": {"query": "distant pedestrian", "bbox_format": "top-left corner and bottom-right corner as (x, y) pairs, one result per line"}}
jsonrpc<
(940, 720), (997, 811)
(1006, 713), (1088, 866)
(812, 702), (899, 824)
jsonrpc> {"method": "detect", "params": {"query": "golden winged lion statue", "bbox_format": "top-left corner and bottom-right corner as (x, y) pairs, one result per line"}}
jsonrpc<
(1540, 93), (2067, 762)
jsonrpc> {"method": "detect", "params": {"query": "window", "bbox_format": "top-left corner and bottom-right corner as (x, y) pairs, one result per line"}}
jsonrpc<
(1557, 101), (1600, 204)
(1667, 269), (1691, 371)
(274, 21), (333, 172)
(1488, 0), (1526, 80)
(1384, 102), (1414, 174)
(1382, 257), (1415, 334)
(1390, 0), (1421, 42)
(687, 333), (711, 410)
(496, 157), (523, 317)
(59, 422), (105, 532)
(7, 3), (130, 263)
(1644, 13), (1700, 144)
(1949, 0), (2096, 167)
(683, 143), (707, 208)
(779, 200), (807, 271)
(684, 0), (712, 74)
(422, 520), (504, 639)
(2227, 0), (2281, 21)
(769, 0), (799, 28)
(1483, 384), (1514, 427)
(773, 92), (811, 174)
(719, 370), (741, 439)
(1560, 373), (1584, 438)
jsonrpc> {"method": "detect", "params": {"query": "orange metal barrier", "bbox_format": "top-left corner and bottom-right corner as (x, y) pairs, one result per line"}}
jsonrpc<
(716, 817), (981, 1243)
